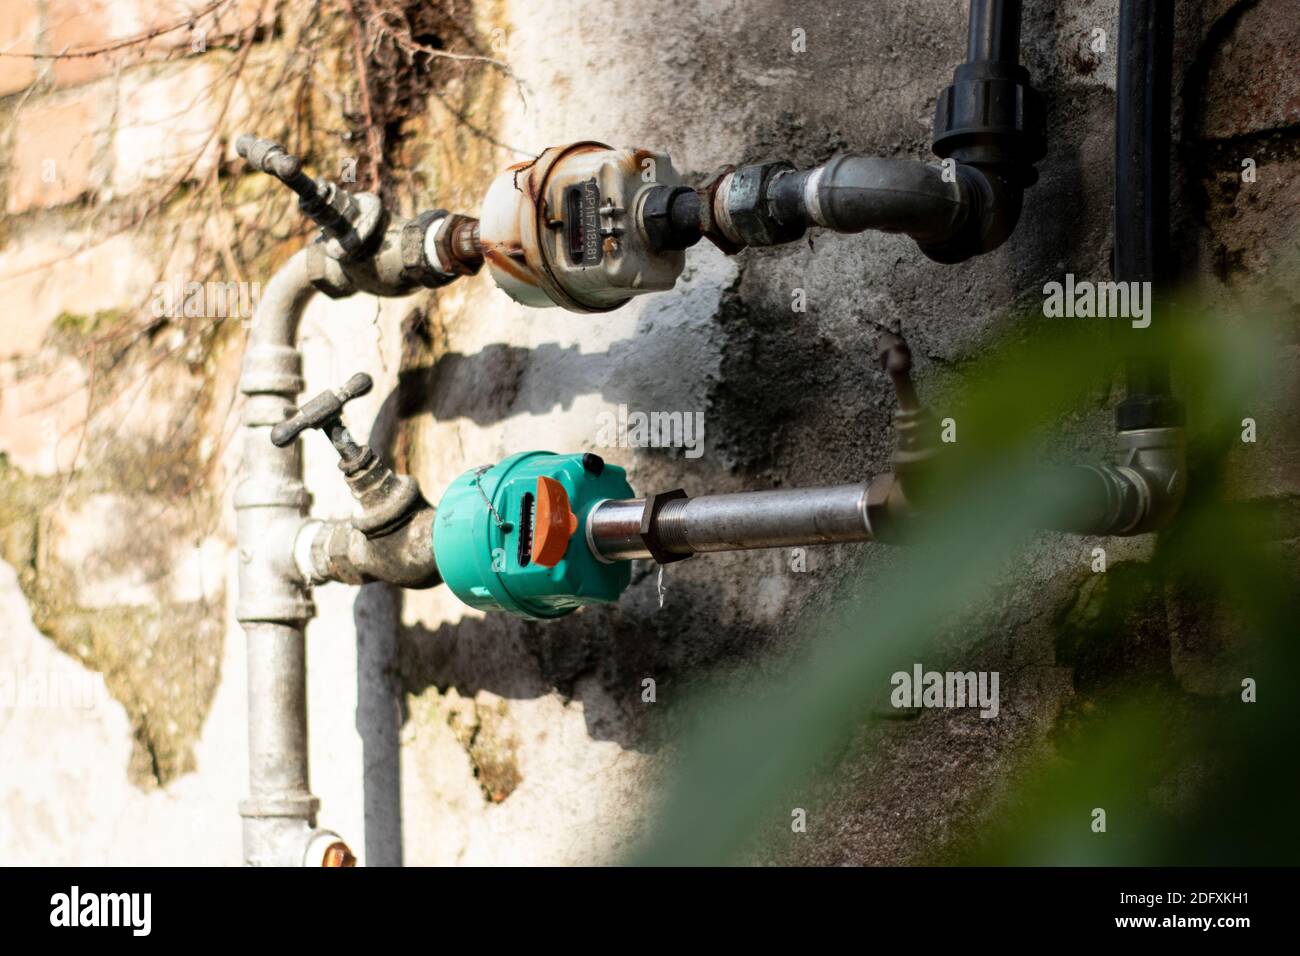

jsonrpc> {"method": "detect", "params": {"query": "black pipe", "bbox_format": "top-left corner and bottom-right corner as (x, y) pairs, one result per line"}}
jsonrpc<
(967, 0), (1022, 64)
(1114, 0), (1183, 429)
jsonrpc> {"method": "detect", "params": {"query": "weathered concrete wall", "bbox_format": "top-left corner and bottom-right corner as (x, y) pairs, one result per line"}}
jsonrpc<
(1, 0), (1296, 865)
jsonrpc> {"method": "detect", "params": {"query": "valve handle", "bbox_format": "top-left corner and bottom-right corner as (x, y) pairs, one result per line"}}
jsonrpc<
(236, 133), (363, 256)
(235, 134), (309, 187)
(272, 372), (422, 535)
(270, 373), (373, 454)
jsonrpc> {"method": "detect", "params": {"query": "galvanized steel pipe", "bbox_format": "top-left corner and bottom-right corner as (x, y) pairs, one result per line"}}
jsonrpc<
(235, 247), (322, 866)
(588, 484), (873, 561)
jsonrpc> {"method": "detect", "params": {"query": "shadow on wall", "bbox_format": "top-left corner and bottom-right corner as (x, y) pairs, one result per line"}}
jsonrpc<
(364, 338), (826, 719)
(395, 344), (612, 424)
(347, 326), (872, 862)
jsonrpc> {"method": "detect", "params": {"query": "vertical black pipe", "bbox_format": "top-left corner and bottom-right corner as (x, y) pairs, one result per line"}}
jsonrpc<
(967, 0), (1022, 65)
(1114, 0), (1182, 428)
(927, 0), (1043, 260)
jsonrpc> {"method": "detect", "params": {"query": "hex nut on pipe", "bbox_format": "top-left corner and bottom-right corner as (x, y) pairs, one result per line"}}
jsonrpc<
(400, 209), (456, 288)
(723, 161), (805, 247)
(864, 473), (902, 541)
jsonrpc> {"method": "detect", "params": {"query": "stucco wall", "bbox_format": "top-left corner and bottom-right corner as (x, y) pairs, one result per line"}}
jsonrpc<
(1, 0), (1296, 865)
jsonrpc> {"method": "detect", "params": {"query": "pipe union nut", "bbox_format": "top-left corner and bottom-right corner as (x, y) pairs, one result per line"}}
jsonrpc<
(399, 210), (457, 289)
(722, 161), (806, 247)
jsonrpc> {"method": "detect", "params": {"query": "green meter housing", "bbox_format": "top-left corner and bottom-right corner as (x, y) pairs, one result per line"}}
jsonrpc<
(433, 451), (634, 619)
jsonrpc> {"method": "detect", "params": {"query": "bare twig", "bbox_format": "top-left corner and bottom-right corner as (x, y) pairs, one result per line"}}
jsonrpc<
(348, 0), (384, 189)
(0, 1), (234, 60)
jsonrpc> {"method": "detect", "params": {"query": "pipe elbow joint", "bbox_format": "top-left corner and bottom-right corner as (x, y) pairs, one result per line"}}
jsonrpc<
(711, 154), (1029, 265)
(917, 163), (1023, 264)
(1055, 427), (1187, 536)
(768, 156), (970, 247)
(299, 506), (441, 590)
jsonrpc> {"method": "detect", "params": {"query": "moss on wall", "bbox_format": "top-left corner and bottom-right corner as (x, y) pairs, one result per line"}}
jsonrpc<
(0, 293), (240, 786)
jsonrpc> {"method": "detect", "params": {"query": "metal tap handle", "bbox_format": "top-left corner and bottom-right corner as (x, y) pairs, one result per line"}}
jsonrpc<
(270, 373), (374, 456)
(236, 134), (325, 205)
(236, 133), (362, 255)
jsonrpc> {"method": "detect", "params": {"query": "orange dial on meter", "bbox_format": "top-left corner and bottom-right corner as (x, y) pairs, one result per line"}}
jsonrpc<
(531, 475), (579, 567)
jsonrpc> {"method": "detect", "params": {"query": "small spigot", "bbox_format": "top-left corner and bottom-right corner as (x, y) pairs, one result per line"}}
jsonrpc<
(878, 332), (937, 476)
(237, 132), (484, 296)
(273, 372), (422, 537)
(879, 332), (921, 414)
(236, 133), (382, 260)
(864, 332), (940, 539)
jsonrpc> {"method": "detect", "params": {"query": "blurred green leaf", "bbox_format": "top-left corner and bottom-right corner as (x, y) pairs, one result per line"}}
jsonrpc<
(631, 285), (1297, 866)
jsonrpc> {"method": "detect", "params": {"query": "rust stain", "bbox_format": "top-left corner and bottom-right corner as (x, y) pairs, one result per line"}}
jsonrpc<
(624, 148), (655, 175)
(524, 168), (543, 201)
(484, 246), (539, 287)
(510, 155), (540, 193)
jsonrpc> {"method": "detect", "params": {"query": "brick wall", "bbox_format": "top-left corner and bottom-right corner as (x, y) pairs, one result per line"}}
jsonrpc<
(0, 1), (276, 858)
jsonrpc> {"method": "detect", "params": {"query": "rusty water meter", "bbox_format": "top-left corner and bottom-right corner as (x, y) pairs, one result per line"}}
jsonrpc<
(478, 142), (687, 312)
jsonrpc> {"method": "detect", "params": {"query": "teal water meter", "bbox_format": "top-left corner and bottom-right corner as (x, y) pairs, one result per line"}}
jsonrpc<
(433, 451), (634, 619)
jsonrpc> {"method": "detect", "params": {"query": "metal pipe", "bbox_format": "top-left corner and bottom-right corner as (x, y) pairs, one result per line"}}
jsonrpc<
(769, 157), (970, 245)
(235, 213), (457, 865)
(585, 498), (647, 562)
(1036, 427), (1186, 536)
(590, 429), (1185, 564)
(235, 247), (321, 866)
(231, 136), (481, 864)
(588, 485), (872, 561)
(689, 0), (1037, 263)
(240, 623), (320, 866)
(1037, 465), (1144, 536)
